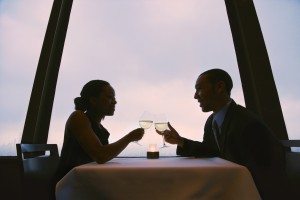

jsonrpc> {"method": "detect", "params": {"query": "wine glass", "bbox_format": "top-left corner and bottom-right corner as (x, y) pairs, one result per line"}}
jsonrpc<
(137, 111), (153, 145)
(154, 114), (169, 148)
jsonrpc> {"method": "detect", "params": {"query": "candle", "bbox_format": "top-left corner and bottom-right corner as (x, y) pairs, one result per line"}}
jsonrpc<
(147, 144), (159, 159)
(148, 144), (158, 152)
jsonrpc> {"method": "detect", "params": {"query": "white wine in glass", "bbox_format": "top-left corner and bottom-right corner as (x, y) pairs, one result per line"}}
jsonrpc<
(154, 122), (168, 132)
(136, 111), (153, 146)
(139, 120), (153, 129)
(154, 114), (169, 148)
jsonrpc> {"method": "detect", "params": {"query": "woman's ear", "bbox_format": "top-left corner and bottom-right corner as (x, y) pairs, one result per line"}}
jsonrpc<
(89, 97), (97, 107)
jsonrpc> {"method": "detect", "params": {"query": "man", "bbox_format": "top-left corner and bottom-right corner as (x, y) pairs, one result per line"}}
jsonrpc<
(163, 69), (287, 199)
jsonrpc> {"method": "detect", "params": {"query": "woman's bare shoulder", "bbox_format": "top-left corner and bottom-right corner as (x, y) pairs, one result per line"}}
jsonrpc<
(67, 110), (89, 126)
(70, 110), (86, 118)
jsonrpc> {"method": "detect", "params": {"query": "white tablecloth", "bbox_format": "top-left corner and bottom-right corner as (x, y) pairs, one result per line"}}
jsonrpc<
(56, 157), (260, 200)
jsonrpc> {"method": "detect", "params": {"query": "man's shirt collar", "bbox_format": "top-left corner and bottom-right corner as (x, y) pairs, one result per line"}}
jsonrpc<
(213, 99), (232, 129)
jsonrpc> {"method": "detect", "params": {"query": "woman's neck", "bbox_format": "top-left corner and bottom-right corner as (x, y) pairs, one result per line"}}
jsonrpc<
(86, 110), (103, 124)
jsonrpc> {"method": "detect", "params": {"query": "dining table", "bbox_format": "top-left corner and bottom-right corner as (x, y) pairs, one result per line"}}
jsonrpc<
(56, 157), (260, 200)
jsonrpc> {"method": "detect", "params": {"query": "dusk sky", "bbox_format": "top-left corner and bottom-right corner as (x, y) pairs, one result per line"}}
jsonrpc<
(0, 0), (299, 156)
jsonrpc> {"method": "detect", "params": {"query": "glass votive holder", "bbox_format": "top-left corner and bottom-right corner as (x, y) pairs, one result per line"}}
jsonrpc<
(147, 144), (159, 159)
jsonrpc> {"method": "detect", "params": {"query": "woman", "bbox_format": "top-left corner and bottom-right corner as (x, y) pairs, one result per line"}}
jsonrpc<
(55, 80), (144, 183)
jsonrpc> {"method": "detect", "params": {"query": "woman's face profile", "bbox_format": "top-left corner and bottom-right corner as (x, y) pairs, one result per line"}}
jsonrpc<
(90, 85), (117, 116)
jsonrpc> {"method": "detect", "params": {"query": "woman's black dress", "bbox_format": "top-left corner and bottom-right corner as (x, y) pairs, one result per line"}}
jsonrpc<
(51, 114), (110, 198)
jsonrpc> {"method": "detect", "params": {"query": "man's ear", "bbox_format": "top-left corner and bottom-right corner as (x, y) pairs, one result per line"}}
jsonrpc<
(215, 81), (226, 94)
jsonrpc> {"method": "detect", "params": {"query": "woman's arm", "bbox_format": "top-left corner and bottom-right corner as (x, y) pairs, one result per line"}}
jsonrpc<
(67, 111), (144, 164)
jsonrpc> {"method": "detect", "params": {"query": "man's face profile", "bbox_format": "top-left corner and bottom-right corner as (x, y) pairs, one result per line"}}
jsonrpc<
(194, 74), (218, 112)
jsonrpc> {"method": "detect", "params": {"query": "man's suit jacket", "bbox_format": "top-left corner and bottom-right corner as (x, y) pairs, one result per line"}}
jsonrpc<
(177, 101), (287, 199)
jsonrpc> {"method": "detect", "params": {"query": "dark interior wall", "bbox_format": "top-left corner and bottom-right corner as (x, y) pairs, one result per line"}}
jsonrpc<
(0, 157), (22, 200)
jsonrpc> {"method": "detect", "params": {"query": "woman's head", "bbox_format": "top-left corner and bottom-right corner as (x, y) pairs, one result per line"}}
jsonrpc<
(74, 80), (117, 116)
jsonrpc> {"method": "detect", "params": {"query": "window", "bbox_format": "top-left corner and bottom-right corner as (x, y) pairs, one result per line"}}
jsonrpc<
(0, 0), (53, 155)
(254, 0), (300, 141)
(48, 0), (243, 156)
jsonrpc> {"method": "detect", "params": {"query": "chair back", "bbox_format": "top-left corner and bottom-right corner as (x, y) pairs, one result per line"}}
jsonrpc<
(16, 143), (59, 200)
(280, 140), (300, 198)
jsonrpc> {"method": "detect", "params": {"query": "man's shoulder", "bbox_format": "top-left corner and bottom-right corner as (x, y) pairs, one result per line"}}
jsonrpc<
(205, 113), (214, 124)
(234, 104), (251, 115)
(230, 102), (262, 124)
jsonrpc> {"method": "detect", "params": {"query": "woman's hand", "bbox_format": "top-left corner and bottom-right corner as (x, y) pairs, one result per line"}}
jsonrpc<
(128, 128), (144, 142)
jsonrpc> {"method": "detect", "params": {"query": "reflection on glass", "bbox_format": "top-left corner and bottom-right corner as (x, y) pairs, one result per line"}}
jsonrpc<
(47, 0), (241, 157)
(0, 0), (53, 155)
(253, 0), (300, 140)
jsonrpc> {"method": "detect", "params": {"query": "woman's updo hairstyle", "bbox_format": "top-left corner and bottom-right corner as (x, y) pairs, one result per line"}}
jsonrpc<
(74, 80), (110, 111)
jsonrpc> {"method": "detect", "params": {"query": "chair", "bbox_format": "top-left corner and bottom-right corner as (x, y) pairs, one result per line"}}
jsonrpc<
(280, 140), (300, 198)
(16, 143), (59, 200)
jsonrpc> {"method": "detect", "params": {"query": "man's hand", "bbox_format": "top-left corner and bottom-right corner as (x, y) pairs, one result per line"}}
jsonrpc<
(162, 123), (184, 147)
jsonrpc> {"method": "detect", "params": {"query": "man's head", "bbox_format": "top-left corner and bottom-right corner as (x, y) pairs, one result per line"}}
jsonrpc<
(194, 69), (233, 112)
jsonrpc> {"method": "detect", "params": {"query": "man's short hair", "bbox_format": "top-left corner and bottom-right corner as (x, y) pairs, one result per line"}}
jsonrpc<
(201, 68), (233, 95)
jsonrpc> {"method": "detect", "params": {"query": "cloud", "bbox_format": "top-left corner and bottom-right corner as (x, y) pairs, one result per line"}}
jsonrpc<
(59, 0), (237, 83)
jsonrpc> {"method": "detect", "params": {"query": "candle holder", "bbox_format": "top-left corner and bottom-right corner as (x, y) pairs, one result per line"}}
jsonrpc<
(147, 151), (159, 159)
(147, 144), (159, 159)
